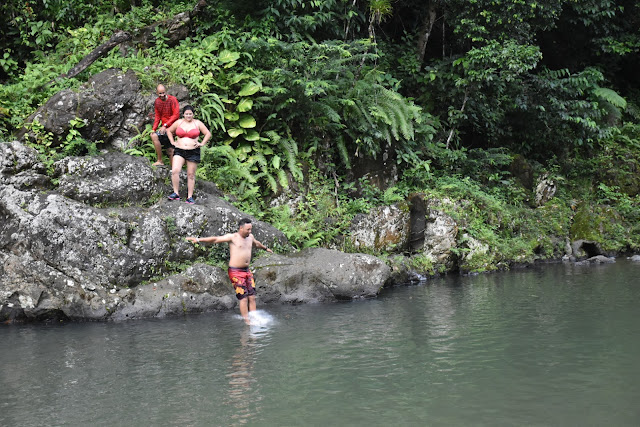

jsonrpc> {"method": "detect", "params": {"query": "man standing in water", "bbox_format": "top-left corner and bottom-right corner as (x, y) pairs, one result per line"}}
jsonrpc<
(186, 218), (273, 324)
(150, 84), (180, 166)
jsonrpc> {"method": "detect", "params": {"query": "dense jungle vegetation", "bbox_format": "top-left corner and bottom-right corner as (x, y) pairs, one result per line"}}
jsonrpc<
(1, 0), (639, 272)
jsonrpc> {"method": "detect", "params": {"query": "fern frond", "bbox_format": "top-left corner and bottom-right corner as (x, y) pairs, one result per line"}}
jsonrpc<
(280, 138), (303, 181)
(336, 135), (351, 169)
(277, 168), (289, 189)
(593, 87), (627, 109)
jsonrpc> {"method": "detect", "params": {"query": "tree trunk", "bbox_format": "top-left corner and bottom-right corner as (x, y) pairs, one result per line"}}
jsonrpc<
(416, 1), (438, 63)
(446, 87), (469, 149)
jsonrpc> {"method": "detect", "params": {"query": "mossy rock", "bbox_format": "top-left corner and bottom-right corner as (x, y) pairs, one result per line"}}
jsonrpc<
(570, 202), (626, 250)
(509, 154), (535, 190)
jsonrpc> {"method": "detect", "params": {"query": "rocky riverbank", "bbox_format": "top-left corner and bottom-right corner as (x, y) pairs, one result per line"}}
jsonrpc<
(1, 141), (391, 322)
(4, 139), (637, 323)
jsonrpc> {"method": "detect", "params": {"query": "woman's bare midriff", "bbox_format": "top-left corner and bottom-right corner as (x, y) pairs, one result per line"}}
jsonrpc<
(173, 137), (199, 150)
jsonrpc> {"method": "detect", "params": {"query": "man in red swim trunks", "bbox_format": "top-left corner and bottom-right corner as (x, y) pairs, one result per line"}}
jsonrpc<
(186, 218), (273, 324)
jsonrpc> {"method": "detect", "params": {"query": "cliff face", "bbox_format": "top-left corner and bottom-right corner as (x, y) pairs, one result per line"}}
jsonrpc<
(0, 141), (390, 323)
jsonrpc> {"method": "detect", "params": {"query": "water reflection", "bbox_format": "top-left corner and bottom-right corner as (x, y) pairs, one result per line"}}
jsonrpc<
(2, 261), (639, 426)
(224, 324), (267, 425)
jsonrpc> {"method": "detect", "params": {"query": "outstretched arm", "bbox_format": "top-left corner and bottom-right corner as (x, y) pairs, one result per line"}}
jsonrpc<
(186, 233), (234, 245)
(252, 237), (273, 253)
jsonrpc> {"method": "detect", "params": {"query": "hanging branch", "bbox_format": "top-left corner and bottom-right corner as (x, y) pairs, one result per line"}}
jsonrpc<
(445, 87), (469, 149)
(56, 0), (207, 82)
(58, 30), (132, 80)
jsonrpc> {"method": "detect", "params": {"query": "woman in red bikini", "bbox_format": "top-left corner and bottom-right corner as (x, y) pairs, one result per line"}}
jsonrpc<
(166, 105), (211, 204)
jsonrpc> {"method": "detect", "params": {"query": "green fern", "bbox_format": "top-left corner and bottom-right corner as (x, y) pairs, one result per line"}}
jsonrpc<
(336, 135), (352, 169)
(593, 87), (627, 109)
(199, 93), (226, 131)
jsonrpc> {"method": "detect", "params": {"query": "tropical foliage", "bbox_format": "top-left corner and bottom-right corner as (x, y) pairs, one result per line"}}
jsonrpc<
(1, 0), (639, 264)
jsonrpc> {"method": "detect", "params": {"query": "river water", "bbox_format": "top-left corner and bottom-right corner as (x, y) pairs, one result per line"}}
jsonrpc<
(2, 260), (639, 426)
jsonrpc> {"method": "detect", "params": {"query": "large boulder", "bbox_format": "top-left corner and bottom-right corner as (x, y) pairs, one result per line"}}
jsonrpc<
(253, 248), (391, 303)
(422, 206), (459, 270)
(110, 264), (237, 321)
(457, 233), (494, 273)
(345, 194), (461, 275)
(21, 68), (189, 150)
(54, 151), (166, 205)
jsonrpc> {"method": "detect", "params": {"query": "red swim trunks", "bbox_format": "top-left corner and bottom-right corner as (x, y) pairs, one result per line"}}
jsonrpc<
(228, 267), (256, 300)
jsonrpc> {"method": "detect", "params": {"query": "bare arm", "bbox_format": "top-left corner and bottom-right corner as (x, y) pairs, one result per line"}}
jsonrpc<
(167, 119), (181, 145)
(197, 120), (212, 147)
(252, 236), (273, 253)
(186, 233), (234, 244)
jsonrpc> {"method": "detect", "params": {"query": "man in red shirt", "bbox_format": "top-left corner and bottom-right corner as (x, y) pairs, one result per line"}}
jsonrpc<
(151, 84), (180, 166)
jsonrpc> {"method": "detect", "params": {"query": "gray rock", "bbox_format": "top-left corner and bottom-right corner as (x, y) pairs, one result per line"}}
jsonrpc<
(535, 173), (557, 206)
(349, 204), (410, 252)
(458, 233), (492, 273)
(111, 264), (236, 321)
(253, 248), (391, 303)
(423, 204), (458, 270)
(1, 142), (395, 322)
(1, 250), (118, 321)
(0, 141), (51, 189)
(55, 151), (165, 205)
(587, 255), (615, 264)
(571, 239), (603, 259)
(629, 255), (640, 262)
(21, 69), (190, 150)
(574, 255), (616, 266)
(349, 194), (461, 274)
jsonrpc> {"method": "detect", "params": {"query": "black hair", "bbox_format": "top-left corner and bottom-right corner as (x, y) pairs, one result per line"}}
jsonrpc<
(238, 218), (252, 228)
(182, 105), (195, 114)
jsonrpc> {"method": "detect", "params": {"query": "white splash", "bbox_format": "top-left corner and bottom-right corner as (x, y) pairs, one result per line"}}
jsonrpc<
(247, 310), (275, 327)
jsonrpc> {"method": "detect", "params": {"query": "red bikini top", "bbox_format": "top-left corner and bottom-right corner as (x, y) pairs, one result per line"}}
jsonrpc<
(175, 126), (200, 138)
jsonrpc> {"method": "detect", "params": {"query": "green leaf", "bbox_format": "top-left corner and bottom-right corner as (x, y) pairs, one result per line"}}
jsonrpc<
(238, 80), (262, 96)
(272, 155), (281, 169)
(230, 74), (250, 85)
(244, 130), (260, 141)
(239, 114), (257, 128)
(219, 50), (240, 64)
(237, 98), (253, 112)
(228, 128), (244, 138)
(593, 87), (627, 109)
(224, 112), (240, 121)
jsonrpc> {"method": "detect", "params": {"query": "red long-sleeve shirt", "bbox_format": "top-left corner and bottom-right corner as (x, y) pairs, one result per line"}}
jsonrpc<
(152, 95), (180, 131)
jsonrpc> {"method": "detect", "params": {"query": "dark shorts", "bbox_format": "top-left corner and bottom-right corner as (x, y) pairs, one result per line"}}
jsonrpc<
(228, 267), (256, 300)
(156, 132), (173, 150)
(173, 147), (201, 163)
